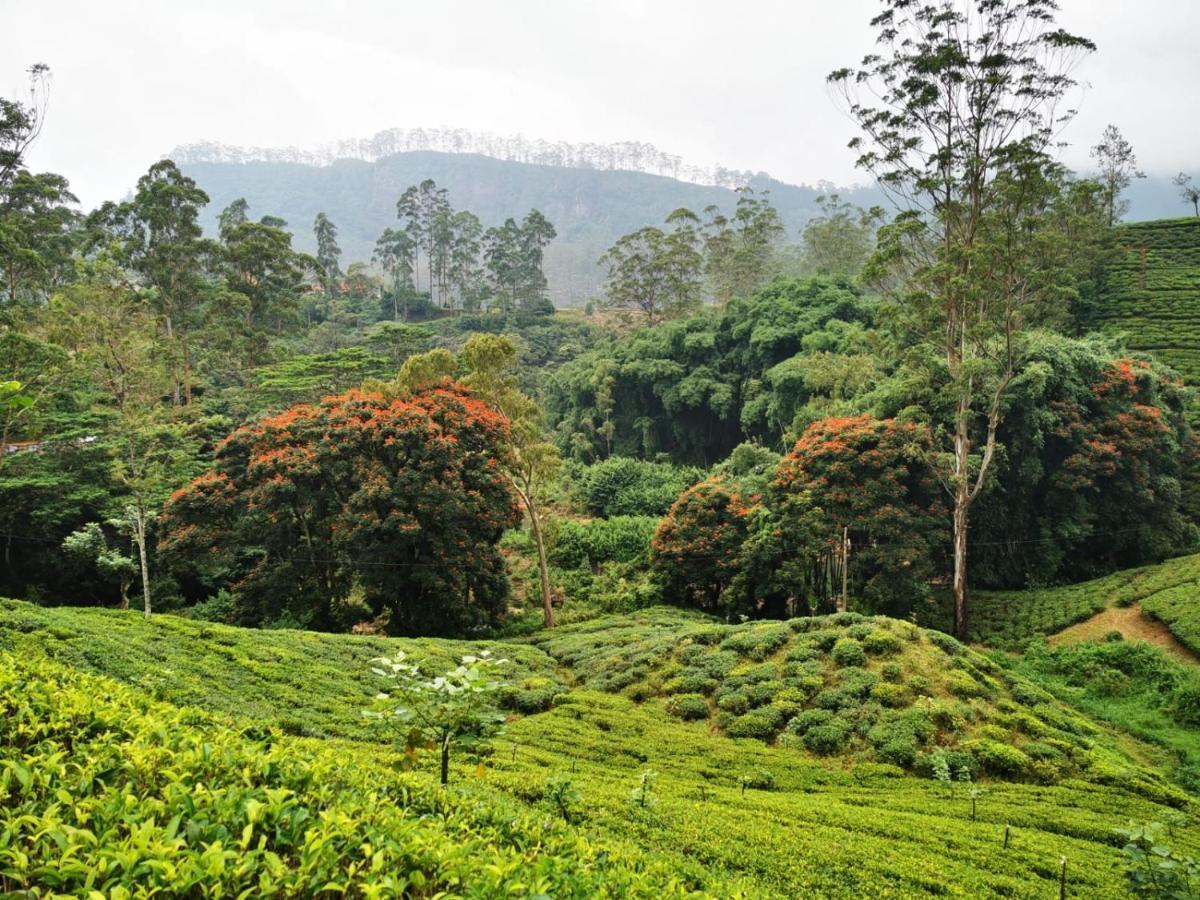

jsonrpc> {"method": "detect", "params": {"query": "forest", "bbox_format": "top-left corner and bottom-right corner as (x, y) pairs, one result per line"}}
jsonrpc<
(4, 0), (1200, 896)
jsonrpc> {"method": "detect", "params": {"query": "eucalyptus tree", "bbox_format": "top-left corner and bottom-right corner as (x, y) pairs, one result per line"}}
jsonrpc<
(373, 227), (417, 319)
(313, 212), (342, 294)
(1090, 125), (1143, 227)
(830, 0), (1096, 638)
(1175, 173), (1200, 217)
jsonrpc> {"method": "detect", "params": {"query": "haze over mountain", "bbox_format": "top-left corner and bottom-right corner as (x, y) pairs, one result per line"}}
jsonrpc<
(177, 130), (1188, 304)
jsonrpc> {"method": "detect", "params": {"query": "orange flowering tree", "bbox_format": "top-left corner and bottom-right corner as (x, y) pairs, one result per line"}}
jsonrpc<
(161, 384), (520, 635)
(651, 477), (755, 616)
(773, 415), (946, 617)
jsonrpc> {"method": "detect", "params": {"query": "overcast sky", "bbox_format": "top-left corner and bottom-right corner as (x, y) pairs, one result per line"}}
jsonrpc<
(4, 0), (1198, 209)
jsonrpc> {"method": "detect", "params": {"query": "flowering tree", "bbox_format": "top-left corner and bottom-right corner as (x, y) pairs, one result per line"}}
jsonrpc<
(774, 416), (946, 617)
(161, 384), (520, 635)
(651, 477), (754, 616)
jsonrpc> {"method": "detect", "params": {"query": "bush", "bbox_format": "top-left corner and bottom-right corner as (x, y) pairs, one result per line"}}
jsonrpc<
(665, 694), (710, 721)
(726, 706), (787, 739)
(550, 516), (659, 568)
(663, 671), (717, 696)
(944, 670), (986, 699)
(786, 708), (834, 735)
(720, 625), (791, 660)
(502, 677), (566, 713)
(871, 682), (910, 708)
(863, 630), (902, 656)
(831, 638), (867, 667)
(1170, 676), (1200, 726)
(961, 739), (1032, 777)
(804, 722), (851, 755)
(575, 457), (705, 518)
(717, 691), (750, 715)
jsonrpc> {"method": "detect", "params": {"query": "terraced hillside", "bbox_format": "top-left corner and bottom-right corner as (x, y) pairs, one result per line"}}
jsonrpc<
(3, 598), (1198, 897)
(1092, 217), (1200, 388)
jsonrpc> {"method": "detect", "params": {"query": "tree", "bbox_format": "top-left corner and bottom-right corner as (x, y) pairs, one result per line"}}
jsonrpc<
(0, 170), (78, 305)
(830, 0), (1095, 638)
(373, 227), (418, 320)
(62, 516), (138, 609)
(1174, 173), (1200, 217)
(1090, 125), (1144, 227)
(483, 210), (558, 313)
(703, 188), (785, 304)
(48, 259), (197, 618)
(774, 416), (945, 617)
(368, 649), (507, 785)
(798, 194), (884, 277)
(161, 384), (520, 635)
(313, 212), (342, 294)
(598, 209), (703, 323)
(0, 63), (50, 188)
(651, 476), (754, 617)
(389, 335), (563, 627)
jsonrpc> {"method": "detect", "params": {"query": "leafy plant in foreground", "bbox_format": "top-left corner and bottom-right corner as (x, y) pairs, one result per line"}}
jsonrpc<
(1115, 821), (1200, 898)
(369, 649), (508, 785)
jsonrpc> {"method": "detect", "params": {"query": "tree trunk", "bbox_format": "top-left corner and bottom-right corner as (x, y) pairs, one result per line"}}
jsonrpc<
(134, 500), (152, 619)
(522, 489), (555, 628)
(952, 473), (970, 642)
(440, 733), (450, 786)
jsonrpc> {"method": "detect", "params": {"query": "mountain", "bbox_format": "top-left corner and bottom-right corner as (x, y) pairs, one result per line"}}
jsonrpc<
(176, 134), (1193, 306)
(178, 148), (883, 305)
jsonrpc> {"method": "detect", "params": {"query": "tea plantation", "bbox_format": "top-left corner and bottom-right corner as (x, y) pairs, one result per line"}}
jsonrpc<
(1090, 217), (1200, 390)
(3, 597), (1199, 896)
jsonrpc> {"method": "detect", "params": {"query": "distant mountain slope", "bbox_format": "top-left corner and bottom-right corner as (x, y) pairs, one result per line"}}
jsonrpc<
(1092, 217), (1200, 386)
(180, 151), (882, 304)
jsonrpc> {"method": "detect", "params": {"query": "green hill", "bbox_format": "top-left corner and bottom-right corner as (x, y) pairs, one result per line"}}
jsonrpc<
(1092, 217), (1200, 386)
(3, 598), (1198, 897)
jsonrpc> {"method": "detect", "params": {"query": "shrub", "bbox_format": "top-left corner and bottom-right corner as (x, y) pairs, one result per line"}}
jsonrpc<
(717, 691), (750, 715)
(878, 736), (918, 768)
(721, 625), (791, 660)
(662, 671), (717, 696)
(1170, 676), (1200, 726)
(726, 706), (787, 739)
(804, 722), (851, 755)
(863, 630), (902, 656)
(961, 739), (1032, 777)
(871, 682), (910, 709)
(744, 681), (784, 708)
(927, 631), (964, 656)
(881, 662), (904, 682)
(575, 457), (704, 518)
(550, 516), (659, 568)
(502, 676), (566, 713)
(665, 694), (710, 721)
(831, 638), (867, 667)
(944, 670), (985, 699)
(787, 708), (834, 735)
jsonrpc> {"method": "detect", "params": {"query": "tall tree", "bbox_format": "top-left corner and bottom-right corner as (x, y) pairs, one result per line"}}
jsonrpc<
(313, 212), (342, 294)
(830, 0), (1095, 639)
(0, 63), (50, 188)
(703, 188), (785, 304)
(598, 209), (703, 323)
(373, 227), (418, 320)
(798, 194), (884, 277)
(1174, 173), (1200, 217)
(1090, 125), (1144, 227)
(0, 170), (78, 305)
(48, 258), (196, 618)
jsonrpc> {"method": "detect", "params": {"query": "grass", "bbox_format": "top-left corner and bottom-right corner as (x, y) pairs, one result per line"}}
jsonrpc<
(1009, 637), (1200, 792)
(3, 598), (1199, 896)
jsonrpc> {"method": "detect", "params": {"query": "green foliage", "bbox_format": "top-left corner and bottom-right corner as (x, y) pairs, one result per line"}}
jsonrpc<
(1115, 821), (1200, 898)
(368, 649), (508, 784)
(831, 638), (866, 668)
(161, 384), (520, 636)
(0, 654), (724, 897)
(573, 456), (704, 518)
(551, 516), (659, 568)
(1142, 584), (1200, 654)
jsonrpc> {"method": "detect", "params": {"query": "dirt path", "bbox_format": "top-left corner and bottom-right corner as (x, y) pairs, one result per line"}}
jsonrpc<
(1048, 603), (1200, 665)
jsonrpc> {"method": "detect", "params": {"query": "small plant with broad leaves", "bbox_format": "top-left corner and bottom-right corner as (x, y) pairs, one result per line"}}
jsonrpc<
(1115, 821), (1200, 898)
(544, 774), (584, 824)
(367, 649), (508, 785)
(932, 751), (953, 796)
(630, 769), (658, 811)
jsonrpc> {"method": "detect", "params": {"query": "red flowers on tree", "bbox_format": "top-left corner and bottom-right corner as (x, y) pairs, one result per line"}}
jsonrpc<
(161, 384), (520, 635)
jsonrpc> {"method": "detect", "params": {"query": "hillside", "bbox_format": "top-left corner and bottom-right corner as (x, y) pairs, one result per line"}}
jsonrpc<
(1091, 217), (1200, 389)
(3, 598), (1198, 896)
(179, 151), (882, 305)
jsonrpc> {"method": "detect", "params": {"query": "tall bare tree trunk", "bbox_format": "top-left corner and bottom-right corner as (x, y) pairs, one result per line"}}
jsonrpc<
(952, 401), (972, 641)
(133, 499), (152, 619)
(517, 486), (554, 628)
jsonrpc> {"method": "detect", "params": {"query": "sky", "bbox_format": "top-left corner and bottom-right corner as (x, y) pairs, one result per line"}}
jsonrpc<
(4, 0), (1199, 209)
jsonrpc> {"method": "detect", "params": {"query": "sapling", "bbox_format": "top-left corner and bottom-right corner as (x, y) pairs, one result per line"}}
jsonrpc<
(630, 769), (657, 810)
(932, 751), (952, 797)
(544, 774), (583, 824)
(367, 649), (508, 786)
